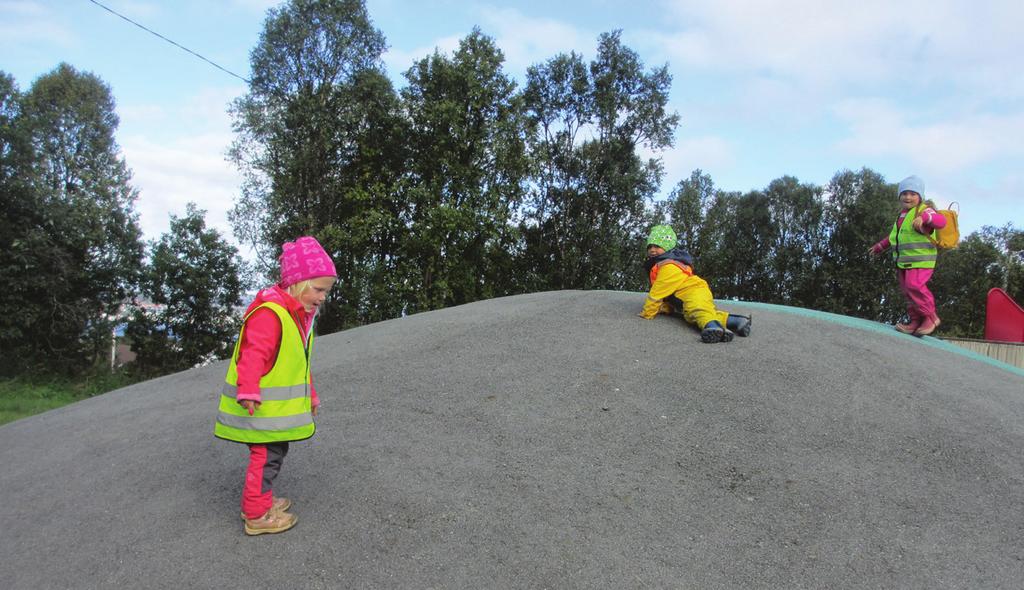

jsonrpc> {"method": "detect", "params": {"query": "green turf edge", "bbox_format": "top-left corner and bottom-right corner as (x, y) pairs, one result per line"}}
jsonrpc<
(716, 299), (1024, 379)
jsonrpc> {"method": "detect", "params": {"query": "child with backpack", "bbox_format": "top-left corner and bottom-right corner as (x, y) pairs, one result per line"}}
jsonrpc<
(640, 225), (751, 343)
(869, 175), (947, 336)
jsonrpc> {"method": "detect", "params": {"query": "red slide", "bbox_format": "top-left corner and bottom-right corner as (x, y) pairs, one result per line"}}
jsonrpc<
(986, 288), (1024, 343)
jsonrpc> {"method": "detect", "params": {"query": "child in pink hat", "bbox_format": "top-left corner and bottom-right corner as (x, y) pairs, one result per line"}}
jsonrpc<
(214, 236), (337, 535)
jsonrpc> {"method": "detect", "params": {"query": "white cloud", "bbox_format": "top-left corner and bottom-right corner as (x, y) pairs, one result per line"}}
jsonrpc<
(118, 84), (245, 137)
(122, 131), (241, 244)
(831, 96), (1024, 233)
(833, 97), (1024, 173)
(641, 133), (735, 195)
(915, 173), (1023, 236)
(0, 1), (73, 46)
(637, 0), (1024, 227)
(717, 75), (818, 125)
(653, 0), (1024, 96)
(0, 19), (73, 46)
(0, 0), (46, 16)
(181, 86), (248, 126)
(118, 103), (169, 126)
(381, 5), (591, 82)
(117, 86), (246, 244)
(382, 34), (463, 79)
(654, 1), (903, 84)
(475, 6), (591, 75)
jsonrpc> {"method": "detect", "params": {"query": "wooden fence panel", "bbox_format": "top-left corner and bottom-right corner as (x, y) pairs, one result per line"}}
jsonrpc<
(942, 338), (1024, 369)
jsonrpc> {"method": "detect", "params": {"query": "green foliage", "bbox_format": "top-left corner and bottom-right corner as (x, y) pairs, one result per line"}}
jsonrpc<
(229, 0), (402, 332)
(125, 204), (245, 376)
(979, 224), (1024, 298)
(222, 3), (1013, 344)
(663, 170), (715, 261)
(929, 225), (1024, 338)
(760, 176), (824, 304)
(815, 168), (903, 321)
(697, 190), (774, 300)
(659, 166), (1019, 338)
(0, 64), (143, 375)
(400, 29), (530, 312)
(1008, 230), (1024, 302)
(0, 372), (141, 426)
(687, 190), (741, 293)
(686, 177), (823, 304)
(520, 31), (678, 292)
(930, 234), (1004, 337)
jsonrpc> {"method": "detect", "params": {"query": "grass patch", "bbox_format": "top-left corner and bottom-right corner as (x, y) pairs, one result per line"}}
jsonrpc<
(0, 372), (141, 426)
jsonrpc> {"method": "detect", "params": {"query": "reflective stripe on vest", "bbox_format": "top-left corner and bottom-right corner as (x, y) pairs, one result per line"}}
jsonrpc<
(888, 207), (937, 269)
(214, 301), (315, 444)
(649, 259), (693, 284)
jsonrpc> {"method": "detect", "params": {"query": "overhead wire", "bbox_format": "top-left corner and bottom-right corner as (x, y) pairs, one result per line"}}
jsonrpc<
(86, 0), (251, 84)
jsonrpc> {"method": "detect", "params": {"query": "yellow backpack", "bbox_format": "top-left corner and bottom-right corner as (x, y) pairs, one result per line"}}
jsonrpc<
(921, 202), (960, 250)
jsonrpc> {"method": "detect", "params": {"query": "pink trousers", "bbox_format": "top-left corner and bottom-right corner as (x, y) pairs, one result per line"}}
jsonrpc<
(897, 268), (937, 321)
(242, 442), (288, 519)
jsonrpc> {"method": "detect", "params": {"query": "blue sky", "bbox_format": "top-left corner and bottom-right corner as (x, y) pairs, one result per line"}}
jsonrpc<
(3, 0), (1021, 248)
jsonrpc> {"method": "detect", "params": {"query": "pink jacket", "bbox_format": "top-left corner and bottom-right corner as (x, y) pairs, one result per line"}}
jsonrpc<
(234, 285), (320, 408)
(871, 207), (947, 254)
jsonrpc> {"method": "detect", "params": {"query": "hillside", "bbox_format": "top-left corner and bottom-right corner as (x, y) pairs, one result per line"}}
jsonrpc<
(1, 290), (1022, 589)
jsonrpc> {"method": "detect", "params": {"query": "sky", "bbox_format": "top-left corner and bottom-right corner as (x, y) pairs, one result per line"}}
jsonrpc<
(3, 0), (1022, 251)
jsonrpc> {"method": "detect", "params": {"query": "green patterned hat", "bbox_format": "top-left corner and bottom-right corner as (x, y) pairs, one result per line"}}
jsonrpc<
(646, 225), (677, 251)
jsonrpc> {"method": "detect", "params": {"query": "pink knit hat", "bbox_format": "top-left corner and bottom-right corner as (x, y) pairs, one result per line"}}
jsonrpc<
(278, 236), (337, 287)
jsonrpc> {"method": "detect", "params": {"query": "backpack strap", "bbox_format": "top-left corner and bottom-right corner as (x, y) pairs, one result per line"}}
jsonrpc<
(922, 201), (958, 248)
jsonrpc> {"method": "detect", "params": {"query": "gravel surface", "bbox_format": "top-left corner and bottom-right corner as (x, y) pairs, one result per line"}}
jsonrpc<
(2, 290), (1022, 590)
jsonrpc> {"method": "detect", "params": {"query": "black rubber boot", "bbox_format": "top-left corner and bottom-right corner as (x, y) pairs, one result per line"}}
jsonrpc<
(726, 314), (752, 337)
(700, 320), (734, 343)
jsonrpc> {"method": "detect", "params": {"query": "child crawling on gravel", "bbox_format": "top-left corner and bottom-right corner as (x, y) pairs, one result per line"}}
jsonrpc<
(214, 236), (337, 536)
(639, 225), (751, 343)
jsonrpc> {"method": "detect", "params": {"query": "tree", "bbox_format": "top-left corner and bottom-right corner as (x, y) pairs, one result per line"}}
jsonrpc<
(229, 0), (403, 332)
(815, 168), (902, 321)
(1008, 227), (1024, 300)
(664, 169), (716, 261)
(399, 29), (530, 311)
(0, 72), (35, 371)
(126, 204), (245, 375)
(0, 73), (30, 340)
(691, 190), (742, 297)
(926, 224), (1023, 338)
(0, 64), (143, 375)
(761, 176), (824, 304)
(929, 233), (1005, 338)
(980, 224), (1024, 297)
(0, 72), (25, 181)
(706, 190), (774, 301)
(521, 31), (679, 292)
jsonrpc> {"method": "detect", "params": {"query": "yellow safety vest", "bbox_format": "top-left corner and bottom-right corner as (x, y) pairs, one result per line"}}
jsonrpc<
(214, 302), (315, 444)
(888, 206), (938, 269)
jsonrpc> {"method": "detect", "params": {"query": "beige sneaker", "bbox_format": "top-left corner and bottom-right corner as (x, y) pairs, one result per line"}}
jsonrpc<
(914, 316), (941, 337)
(244, 509), (297, 536)
(241, 496), (291, 520)
(895, 319), (921, 334)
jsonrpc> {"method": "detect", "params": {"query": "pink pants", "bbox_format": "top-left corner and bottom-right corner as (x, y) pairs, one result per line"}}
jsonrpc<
(897, 268), (937, 321)
(242, 442), (288, 519)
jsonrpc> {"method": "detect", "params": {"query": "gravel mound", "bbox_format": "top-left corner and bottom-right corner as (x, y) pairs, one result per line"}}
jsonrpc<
(2, 290), (1022, 589)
